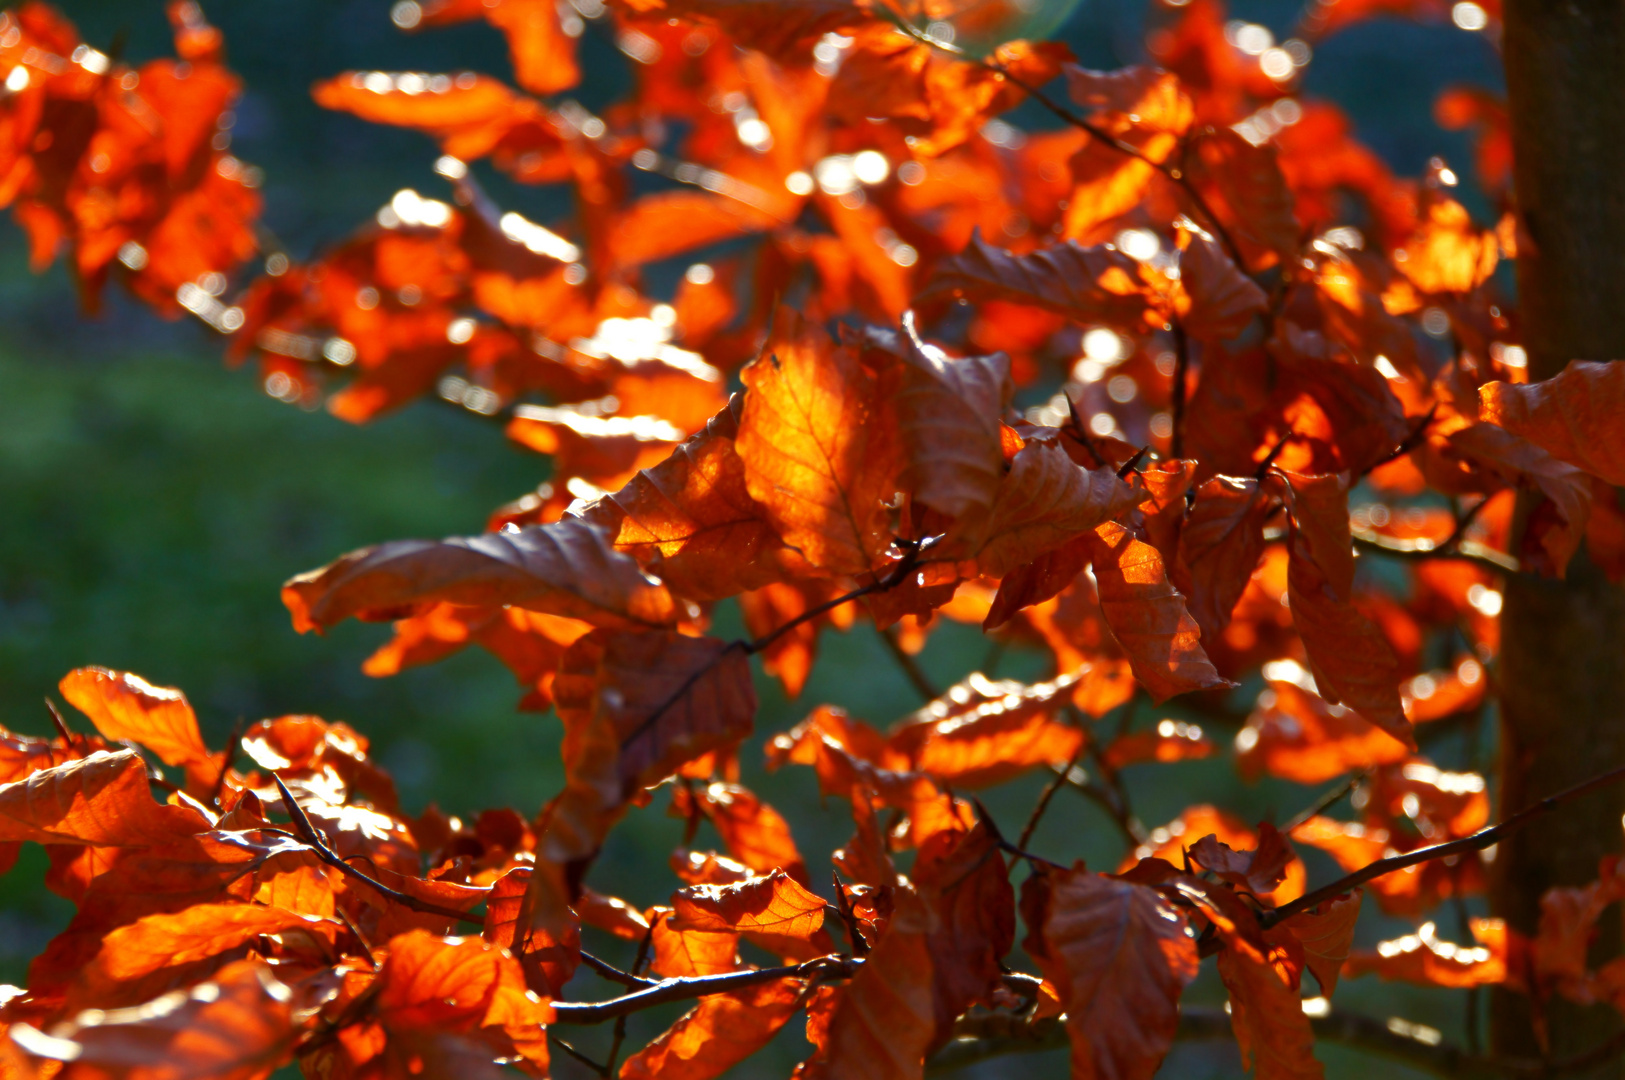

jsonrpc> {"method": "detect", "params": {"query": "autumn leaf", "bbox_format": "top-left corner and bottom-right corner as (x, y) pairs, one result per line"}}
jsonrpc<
(1393, 192), (1498, 294)
(670, 781), (808, 882)
(810, 889), (935, 1080)
(650, 909), (740, 978)
(620, 977), (806, 1080)
(1237, 677), (1409, 784)
(12, 960), (295, 1080)
(1480, 360), (1625, 487)
(886, 672), (1083, 789)
(1176, 231), (1269, 339)
(883, 319), (1013, 538)
(735, 308), (903, 575)
(282, 517), (678, 633)
(1086, 522), (1231, 702)
(70, 902), (333, 1010)
(1281, 891), (1362, 996)
(1345, 918), (1508, 989)
(982, 535), (1092, 630)
(918, 231), (1154, 330)
(312, 71), (552, 163)
(1216, 926), (1325, 1080)
(58, 668), (211, 770)
(669, 869), (833, 960)
(976, 441), (1144, 576)
(912, 824), (1014, 1047)
(1189, 821), (1295, 898)
(578, 395), (803, 601)
(411, 0), (581, 96)
(1188, 127), (1300, 271)
(0, 750), (208, 847)
(1030, 866), (1198, 1080)
(1175, 475), (1271, 642)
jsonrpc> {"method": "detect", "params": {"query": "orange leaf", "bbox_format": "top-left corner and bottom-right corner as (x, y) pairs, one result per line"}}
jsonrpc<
(1481, 360), (1625, 488)
(1286, 548), (1410, 747)
(58, 668), (210, 769)
(1086, 521), (1231, 702)
(912, 824), (1014, 1047)
(578, 395), (801, 601)
(0, 750), (208, 847)
(282, 517), (678, 633)
(884, 321), (1013, 537)
(736, 309), (902, 575)
(1394, 193), (1498, 294)
(548, 629), (755, 857)
(1189, 821), (1296, 898)
(886, 673), (1083, 789)
(1188, 127), (1299, 272)
(620, 977), (806, 1080)
(13, 960), (294, 1080)
(413, 0), (581, 96)
(1345, 918), (1508, 989)
(670, 869), (832, 960)
(70, 902), (332, 1010)
(1237, 677), (1410, 784)
(810, 890), (935, 1080)
(1281, 891), (1362, 996)
(1176, 231), (1269, 339)
(977, 441), (1144, 576)
(670, 781), (807, 882)
(1031, 866), (1198, 1080)
(919, 231), (1155, 329)
(1215, 924), (1325, 1080)
(650, 910), (740, 979)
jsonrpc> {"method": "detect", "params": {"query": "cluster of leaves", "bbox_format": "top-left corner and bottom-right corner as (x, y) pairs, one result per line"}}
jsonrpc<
(11, 0), (1625, 1077)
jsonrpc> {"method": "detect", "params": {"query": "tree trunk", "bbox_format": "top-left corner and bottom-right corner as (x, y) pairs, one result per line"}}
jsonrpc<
(1493, 0), (1625, 1063)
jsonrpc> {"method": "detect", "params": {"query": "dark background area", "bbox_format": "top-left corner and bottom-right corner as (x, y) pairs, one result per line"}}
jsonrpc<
(0, 0), (1503, 1074)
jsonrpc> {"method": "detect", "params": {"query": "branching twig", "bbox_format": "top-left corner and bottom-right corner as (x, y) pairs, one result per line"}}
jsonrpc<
(550, 956), (859, 1025)
(1350, 528), (1519, 575)
(270, 775), (483, 926)
(1283, 770), (1369, 834)
(1262, 759), (1625, 928)
(879, 625), (941, 701)
(579, 950), (655, 989)
(1017, 745), (1086, 851)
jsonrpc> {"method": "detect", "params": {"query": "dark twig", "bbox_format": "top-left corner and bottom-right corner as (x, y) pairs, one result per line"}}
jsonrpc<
(1017, 745), (1086, 851)
(1362, 404), (1439, 477)
(270, 775), (482, 926)
(551, 1035), (609, 1077)
(997, 839), (1067, 872)
(1263, 759), (1625, 928)
(1350, 529), (1519, 575)
(1063, 392), (1106, 468)
(549, 956), (859, 1025)
(336, 909), (377, 970)
(1170, 322), (1190, 458)
(579, 950), (656, 989)
(621, 539), (941, 757)
(1116, 445), (1151, 478)
(43, 697), (74, 745)
(879, 625), (941, 701)
(1253, 431), (1294, 481)
(1283, 770), (1369, 834)
(209, 716), (246, 810)
(833, 871), (871, 957)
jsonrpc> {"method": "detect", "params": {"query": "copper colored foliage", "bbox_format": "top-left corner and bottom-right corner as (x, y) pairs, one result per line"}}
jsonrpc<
(14, 0), (1625, 1074)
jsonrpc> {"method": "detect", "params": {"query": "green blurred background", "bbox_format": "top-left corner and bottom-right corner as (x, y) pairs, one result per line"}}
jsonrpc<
(0, 0), (1503, 1074)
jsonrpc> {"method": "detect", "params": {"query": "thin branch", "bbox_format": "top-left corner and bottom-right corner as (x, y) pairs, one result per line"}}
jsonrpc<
(43, 697), (74, 745)
(579, 950), (655, 989)
(1262, 758), (1625, 928)
(1351, 528), (1519, 575)
(270, 775), (483, 926)
(1169, 322), (1189, 459)
(880, 625), (941, 701)
(1362, 403), (1439, 477)
(549, 956), (859, 1025)
(621, 539), (941, 757)
(551, 1035), (609, 1077)
(1283, 770), (1369, 834)
(1017, 745), (1086, 851)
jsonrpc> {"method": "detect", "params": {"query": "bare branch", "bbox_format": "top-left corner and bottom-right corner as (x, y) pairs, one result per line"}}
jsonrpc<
(549, 956), (859, 1025)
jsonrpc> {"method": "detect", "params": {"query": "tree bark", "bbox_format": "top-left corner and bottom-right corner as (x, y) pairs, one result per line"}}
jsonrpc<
(1494, 0), (1625, 1063)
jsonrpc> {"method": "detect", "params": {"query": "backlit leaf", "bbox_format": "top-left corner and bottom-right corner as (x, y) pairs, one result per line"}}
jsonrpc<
(976, 442), (1143, 576)
(0, 750), (208, 847)
(1481, 360), (1625, 487)
(58, 668), (210, 769)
